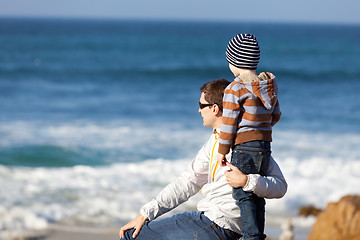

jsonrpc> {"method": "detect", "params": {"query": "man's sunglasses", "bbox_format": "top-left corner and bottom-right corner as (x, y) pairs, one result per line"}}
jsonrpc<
(199, 102), (214, 109)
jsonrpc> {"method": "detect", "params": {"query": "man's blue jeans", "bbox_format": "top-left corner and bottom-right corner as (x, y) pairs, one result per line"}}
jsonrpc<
(120, 211), (241, 240)
(231, 140), (270, 240)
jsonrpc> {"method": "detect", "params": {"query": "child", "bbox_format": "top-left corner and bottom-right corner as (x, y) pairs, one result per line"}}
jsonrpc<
(217, 33), (281, 240)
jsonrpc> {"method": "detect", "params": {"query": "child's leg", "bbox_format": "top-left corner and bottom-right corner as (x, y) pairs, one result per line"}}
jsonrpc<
(231, 140), (270, 240)
(254, 194), (266, 236)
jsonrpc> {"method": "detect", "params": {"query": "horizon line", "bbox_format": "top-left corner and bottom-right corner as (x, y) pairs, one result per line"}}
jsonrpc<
(0, 15), (359, 27)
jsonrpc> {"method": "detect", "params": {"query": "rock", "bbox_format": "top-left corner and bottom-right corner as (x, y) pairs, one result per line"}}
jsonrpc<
(307, 195), (360, 240)
(298, 205), (322, 217)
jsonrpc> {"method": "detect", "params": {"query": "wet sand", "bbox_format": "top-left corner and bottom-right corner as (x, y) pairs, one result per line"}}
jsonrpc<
(12, 222), (311, 240)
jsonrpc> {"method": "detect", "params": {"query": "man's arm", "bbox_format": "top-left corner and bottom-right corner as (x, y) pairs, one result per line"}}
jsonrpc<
(119, 141), (210, 238)
(225, 156), (287, 199)
(122, 135), (212, 224)
(140, 166), (206, 220)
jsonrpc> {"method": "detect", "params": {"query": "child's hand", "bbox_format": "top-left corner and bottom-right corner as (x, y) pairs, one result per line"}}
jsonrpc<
(217, 153), (227, 166)
(224, 162), (249, 188)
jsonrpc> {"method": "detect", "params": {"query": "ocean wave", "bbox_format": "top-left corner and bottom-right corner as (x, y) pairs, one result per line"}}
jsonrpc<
(1, 121), (359, 235)
(0, 159), (196, 231)
(0, 154), (359, 235)
(0, 63), (228, 81)
(1, 120), (360, 166)
(0, 120), (208, 166)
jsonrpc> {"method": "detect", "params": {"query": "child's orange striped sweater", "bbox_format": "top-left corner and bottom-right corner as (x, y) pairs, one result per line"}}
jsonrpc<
(218, 72), (281, 155)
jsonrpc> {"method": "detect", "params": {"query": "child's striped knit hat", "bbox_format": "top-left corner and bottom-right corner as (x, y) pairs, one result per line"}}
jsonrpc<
(225, 33), (260, 70)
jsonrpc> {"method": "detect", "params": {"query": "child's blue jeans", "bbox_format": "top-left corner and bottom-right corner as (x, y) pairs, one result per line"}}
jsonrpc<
(120, 211), (241, 240)
(231, 140), (270, 240)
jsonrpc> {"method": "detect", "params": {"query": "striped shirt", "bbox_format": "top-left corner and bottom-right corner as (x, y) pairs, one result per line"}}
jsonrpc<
(218, 72), (281, 155)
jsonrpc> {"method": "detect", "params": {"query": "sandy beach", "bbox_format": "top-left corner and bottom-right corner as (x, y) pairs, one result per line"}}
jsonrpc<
(8, 223), (311, 240)
(45, 226), (119, 240)
(9, 225), (120, 240)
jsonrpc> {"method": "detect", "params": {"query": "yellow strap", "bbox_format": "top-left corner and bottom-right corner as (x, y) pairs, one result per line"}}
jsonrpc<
(210, 135), (219, 181)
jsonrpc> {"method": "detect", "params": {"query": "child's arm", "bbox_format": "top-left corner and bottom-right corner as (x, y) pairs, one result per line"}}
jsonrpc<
(218, 83), (241, 160)
(271, 100), (281, 126)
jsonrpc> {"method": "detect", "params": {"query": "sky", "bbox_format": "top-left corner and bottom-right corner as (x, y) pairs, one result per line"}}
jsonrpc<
(0, 0), (359, 24)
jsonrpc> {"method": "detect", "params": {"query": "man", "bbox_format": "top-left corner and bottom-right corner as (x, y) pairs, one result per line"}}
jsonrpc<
(119, 79), (287, 240)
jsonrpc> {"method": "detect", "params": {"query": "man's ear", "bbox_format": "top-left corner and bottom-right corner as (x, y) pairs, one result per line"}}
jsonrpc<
(213, 104), (222, 116)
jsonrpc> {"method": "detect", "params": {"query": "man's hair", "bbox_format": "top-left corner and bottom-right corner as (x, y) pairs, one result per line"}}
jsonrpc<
(200, 79), (230, 111)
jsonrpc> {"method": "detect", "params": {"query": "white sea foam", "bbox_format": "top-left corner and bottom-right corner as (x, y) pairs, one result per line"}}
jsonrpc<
(266, 130), (360, 219)
(0, 120), (207, 161)
(0, 159), (199, 233)
(0, 121), (359, 237)
(1, 154), (359, 234)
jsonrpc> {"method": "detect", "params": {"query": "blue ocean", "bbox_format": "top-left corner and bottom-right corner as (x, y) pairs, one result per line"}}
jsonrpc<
(0, 18), (359, 238)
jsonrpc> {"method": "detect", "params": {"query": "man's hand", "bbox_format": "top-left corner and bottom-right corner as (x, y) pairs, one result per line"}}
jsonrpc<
(119, 214), (147, 239)
(224, 162), (248, 188)
(217, 153), (227, 166)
